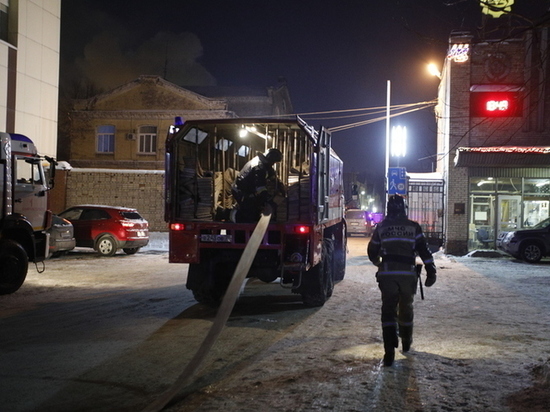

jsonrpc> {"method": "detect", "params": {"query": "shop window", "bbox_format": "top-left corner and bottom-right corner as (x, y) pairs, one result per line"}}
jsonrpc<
(523, 200), (549, 227)
(470, 176), (496, 192)
(524, 179), (550, 195)
(469, 177), (550, 250)
(496, 178), (521, 194)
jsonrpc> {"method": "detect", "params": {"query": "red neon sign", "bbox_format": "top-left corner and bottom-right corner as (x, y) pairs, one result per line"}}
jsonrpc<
(486, 99), (509, 112)
(470, 91), (521, 117)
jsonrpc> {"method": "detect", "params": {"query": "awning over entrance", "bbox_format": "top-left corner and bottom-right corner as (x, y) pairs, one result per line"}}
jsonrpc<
(455, 146), (550, 167)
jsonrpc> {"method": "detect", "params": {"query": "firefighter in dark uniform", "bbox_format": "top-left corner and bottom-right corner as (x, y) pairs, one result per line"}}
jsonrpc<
(367, 195), (437, 366)
(232, 148), (284, 223)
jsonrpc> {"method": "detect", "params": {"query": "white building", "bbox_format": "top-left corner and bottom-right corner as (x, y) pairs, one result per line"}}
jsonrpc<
(0, 0), (60, 157)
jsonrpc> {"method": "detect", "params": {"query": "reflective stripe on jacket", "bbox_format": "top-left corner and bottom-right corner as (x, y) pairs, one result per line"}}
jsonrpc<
(367, 215), (434, 276)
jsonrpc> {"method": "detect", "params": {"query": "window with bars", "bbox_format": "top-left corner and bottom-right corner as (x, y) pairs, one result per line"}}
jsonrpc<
(97, 125), (115, 153)
(138, 126), (157, 154)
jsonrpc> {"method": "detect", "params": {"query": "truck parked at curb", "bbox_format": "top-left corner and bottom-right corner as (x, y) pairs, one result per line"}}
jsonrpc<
(0, 133), (56, 294)
(164, 117), (346, 306)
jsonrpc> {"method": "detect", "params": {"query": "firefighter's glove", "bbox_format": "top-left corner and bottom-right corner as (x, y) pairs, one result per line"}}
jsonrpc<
(425, 263), (437, 287)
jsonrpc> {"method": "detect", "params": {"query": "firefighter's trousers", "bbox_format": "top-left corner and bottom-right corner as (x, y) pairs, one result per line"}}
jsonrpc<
(377, 274), (417, 328)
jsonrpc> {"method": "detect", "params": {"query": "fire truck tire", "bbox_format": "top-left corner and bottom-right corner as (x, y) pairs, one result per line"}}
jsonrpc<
(301, 239), (333, 307)
(0, 240), (29, 295)
(96, 235), (117, 257)
(325, 239), (335, 298)
(333, 223), (346, 282)
(187, 261), (232, 306)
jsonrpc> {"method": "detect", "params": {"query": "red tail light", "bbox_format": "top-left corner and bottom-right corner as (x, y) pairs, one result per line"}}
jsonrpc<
(294, 225), (310, 234)
(170, 223), (185, 231)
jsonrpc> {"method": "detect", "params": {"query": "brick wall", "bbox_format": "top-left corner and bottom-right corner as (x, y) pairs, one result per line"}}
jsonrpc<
(64, 169), (167, 231)
(445, 39), (472, 256)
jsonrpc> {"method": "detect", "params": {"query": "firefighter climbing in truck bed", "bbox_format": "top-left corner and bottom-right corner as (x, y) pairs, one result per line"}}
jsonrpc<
(232, 148), (285, 223)
(367, 194), (437, 366)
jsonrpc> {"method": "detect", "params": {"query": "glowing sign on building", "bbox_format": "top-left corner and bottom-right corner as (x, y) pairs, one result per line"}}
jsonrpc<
(470, 91), (521, 117)
(480, 0), (514, 18)
(486, 99), (509, 112)
(448, 43), (470, 63)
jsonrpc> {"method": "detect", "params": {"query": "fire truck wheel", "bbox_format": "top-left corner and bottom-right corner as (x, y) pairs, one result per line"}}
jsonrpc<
(96, 235), (117, 257)
(324, 239), (334, 298)
(333, 223), (346, 282)
(0, 240), (29, 295)
(301, 239), (332, 307)
(187, 261), (232, 306)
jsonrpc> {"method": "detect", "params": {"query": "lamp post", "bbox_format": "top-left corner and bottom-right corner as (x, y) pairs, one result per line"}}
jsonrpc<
(391, 125), (407, 164)
(385, 80), (391, 207)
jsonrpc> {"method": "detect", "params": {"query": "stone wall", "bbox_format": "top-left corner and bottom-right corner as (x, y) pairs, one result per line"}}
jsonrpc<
(64, 168), (167, 231)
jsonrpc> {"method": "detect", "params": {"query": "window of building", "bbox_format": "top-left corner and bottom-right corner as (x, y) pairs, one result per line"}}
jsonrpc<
(468, 176), (550, 250)
(139, 126), (157, 154)
(97, 125), (115, 153)
(0, 1), (8, 43)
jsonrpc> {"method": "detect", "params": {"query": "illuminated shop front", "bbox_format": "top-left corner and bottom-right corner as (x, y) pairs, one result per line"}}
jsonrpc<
(456, 147), (550, 250)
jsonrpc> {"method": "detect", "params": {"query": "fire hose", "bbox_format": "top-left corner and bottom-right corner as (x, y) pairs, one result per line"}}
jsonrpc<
(142, 205), (272, 412)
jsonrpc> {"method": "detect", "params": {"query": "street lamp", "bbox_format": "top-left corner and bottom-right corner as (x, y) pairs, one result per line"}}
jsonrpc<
(427, 63), (441, 79)
(391, 125), (407, 158)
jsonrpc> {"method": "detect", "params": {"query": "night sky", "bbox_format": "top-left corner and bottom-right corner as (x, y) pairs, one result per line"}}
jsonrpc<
(60, 0), (550, 193)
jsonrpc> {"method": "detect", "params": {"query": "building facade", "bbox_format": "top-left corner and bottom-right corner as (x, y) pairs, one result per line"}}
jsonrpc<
(63, 75), (293, 170)
(0, 0), (60, 157)
(436, 28), (550, 255)
(65, 75), (232, 170)
(52, 75), (294, 229)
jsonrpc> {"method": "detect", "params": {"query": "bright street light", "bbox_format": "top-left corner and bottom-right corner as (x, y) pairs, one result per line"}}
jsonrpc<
(428, 63), (441, 79)
(391, 125), (407, 157)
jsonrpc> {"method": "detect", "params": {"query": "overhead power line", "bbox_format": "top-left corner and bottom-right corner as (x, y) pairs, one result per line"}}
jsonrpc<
(294, 100), (436, 133)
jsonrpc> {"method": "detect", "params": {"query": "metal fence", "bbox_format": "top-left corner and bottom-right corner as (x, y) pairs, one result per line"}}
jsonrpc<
(408, 179), (445, 250)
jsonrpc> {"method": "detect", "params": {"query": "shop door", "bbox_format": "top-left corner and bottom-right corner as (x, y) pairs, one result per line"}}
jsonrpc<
(498, 195), (521, 236)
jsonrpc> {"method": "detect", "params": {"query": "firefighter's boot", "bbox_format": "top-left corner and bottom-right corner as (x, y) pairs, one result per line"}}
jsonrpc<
(399, 324), (413, 352)
(382, 326), (399, 366)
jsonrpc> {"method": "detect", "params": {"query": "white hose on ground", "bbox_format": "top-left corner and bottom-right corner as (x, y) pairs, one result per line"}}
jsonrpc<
(142, 205), (273, 412)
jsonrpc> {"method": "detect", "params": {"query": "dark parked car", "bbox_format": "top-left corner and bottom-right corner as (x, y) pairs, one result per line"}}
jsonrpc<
(498, 217), (550, 263)
(48, 214), (76, 257)
(58, 205), (149, 256)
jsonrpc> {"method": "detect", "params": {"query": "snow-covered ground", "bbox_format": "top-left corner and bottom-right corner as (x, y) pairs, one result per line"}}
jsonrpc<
(0, 237), (548, 411)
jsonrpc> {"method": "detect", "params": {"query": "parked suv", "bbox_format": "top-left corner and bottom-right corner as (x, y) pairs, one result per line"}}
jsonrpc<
(58, 205), (149, 256)
(498, 217), (550, 263)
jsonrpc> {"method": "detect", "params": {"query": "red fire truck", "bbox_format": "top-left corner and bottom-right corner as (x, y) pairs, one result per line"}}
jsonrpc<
(164, 117), (346, 306)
